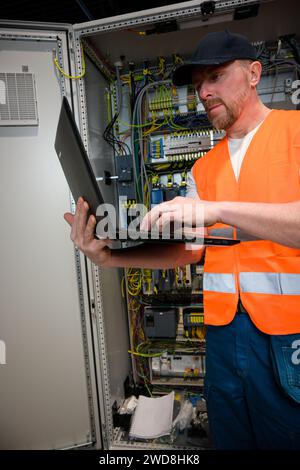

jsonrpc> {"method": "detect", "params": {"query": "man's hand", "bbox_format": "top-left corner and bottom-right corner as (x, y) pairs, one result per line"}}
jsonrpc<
(140, 196), (221, 232)
(64, 197), (112, 267)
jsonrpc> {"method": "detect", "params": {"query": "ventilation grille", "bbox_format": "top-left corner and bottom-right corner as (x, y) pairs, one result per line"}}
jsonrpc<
(0, 73), (38, 126)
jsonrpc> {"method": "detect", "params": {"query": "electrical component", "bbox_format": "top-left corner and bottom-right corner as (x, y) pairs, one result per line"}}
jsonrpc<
(142, 265), (197, 297)
(144, 307), (178, 339)
(149, 130), (224, 163)
(115, 154), (135, 199)
(163, 131), (211, 158)
(163, 187), (178, 201)
(150, 174), (164, 206)
(183, 307), (206, 340)
(179, 172), (187, 197)
(142, 269), (153, 295)
(166, 174), (173, 187)
(151, 187), (164, 205)
(184, 265), (192, 287)
(151, 351), (206, 378)
(151, 138), (164, 159)
(187, 85), (197, 112)
(201, 1), (216, 18)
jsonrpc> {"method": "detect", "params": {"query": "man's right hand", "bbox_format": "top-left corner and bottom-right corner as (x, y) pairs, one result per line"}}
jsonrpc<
(64, 197), (112, 267)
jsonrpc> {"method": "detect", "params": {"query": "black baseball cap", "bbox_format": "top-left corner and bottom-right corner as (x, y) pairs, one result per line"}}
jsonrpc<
(172, 30), (257, 86)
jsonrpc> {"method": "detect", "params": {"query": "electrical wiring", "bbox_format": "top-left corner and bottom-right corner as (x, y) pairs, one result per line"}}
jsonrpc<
(124, 268), (157, 392)
(53, 45), (86, 79)
(164, 53), (184, 80)
(168, 112), (190, 131)
(103, 66), (133, 156)
(132, 80), (173, 204)
(136, 339), (203, 357)
(125, 268), (142, 297)
(103, 90), (121, 152)
(116, 116), (160, 129)
(129, 301), (152, 392)
(156, 57), (167, 79)
(123, 276), (144, 390)
(116, 76), (209, 202)
(127, 349), (163, 358)
(143, 182), (150, 209)
(103, 110), (132, 155)
(146, 110), (211, 133)
(256, 37), (300, 78)
(121, 276), (126, 298)
(137, 369), (152, 397)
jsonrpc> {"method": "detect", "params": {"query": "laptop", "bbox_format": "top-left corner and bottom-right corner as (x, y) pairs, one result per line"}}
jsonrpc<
(54, 97), (240, 249)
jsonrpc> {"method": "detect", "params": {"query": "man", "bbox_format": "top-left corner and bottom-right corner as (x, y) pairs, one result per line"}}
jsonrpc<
(64, 31), (300, 449)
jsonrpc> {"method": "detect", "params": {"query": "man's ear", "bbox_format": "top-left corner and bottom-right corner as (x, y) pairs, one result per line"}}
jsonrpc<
(249, 61), (262, 88)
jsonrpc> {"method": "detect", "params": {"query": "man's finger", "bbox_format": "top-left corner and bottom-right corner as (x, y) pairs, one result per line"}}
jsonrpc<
(76, 199), (89, 241)
(83, 215), (96, 244)
(140, 205), (162, 231)
(156, 212), (174, 231)
(96, 235), (113, 247)
(72, 197), (83, 240)
(64, 213), (74, 226)
(140, 213), (150, 231)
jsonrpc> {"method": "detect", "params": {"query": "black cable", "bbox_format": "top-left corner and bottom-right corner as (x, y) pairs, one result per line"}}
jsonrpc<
(103, 111), (131, 155)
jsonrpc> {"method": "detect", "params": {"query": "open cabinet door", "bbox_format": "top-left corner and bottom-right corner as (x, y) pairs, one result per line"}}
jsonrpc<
(0, 23), (102, 450)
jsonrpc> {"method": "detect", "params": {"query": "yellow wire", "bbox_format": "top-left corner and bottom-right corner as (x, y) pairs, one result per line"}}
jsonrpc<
(127, 350), (163, 358)
(126, 268), (142, 296)
(121, 276), (125, 298)
(54, 45), (86, 79)
(116, 117), (158, 129)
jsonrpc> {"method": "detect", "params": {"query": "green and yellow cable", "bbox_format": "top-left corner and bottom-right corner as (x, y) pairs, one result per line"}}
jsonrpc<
(116, 116), (158, 129)
(127, 349), (163, 358)
(128, 340), (164, 358)
(126, 268), (142, 296)
(54, 45), (86, 79)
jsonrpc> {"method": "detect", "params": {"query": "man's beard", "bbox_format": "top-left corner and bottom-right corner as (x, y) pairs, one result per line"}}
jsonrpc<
(203, 88), (249, 130)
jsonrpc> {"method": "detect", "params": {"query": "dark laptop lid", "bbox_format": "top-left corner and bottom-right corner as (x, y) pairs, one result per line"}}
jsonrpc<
(54, 97), (104, 216)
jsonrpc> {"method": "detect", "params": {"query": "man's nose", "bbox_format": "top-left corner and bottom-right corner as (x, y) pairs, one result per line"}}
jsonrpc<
(198, 81), (213, 101)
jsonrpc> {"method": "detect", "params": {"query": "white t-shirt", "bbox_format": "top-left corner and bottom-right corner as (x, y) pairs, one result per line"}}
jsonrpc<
(186, 120), (264, 196)
(227, 121), (263, 181)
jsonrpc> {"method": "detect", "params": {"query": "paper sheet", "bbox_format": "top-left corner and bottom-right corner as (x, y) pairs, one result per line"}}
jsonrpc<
(129, 391), (174, 439)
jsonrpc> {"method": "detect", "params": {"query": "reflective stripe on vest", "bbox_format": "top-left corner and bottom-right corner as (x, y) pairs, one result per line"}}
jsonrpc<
(204, 272), (300, 295)
(240, 272), (300, 295)
(203, 273), (236, 293)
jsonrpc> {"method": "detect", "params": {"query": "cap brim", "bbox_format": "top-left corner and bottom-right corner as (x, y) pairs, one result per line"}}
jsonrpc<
(173, 54), (258, 86)
(172, 59), (224, 86)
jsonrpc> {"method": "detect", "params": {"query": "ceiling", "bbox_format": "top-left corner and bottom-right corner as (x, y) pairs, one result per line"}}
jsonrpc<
(0, 0), (193, 25)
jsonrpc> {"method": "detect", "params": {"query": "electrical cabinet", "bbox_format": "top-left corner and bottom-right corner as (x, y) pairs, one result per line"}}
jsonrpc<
(0, 0), (299, 450)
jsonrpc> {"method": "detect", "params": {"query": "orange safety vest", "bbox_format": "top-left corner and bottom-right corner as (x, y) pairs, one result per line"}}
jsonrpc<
(192, 109), (300, 334)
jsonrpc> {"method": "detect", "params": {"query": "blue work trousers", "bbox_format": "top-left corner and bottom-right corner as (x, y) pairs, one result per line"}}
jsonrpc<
(204, 312), (300, 449)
